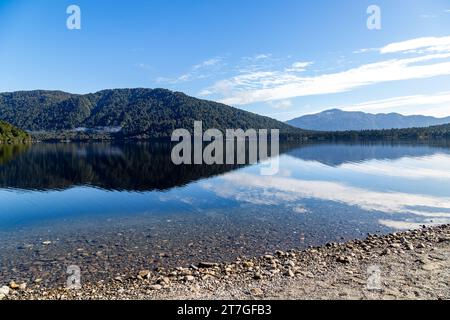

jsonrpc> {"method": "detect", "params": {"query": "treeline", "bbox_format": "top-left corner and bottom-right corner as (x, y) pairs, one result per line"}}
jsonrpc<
(315, 124), (450, 141)
(0, 120), (31, 144)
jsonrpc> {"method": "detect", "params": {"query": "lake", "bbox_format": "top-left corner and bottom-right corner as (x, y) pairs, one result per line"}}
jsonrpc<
(1, 141), (450, 287)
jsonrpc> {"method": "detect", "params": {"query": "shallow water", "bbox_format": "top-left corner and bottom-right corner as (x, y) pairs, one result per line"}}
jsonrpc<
(1, 141), (450, 287)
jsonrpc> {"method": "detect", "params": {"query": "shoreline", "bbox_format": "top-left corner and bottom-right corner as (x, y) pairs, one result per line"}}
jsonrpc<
(2, 224), (450, 300)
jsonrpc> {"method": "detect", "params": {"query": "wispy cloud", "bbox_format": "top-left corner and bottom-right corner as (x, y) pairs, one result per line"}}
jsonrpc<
(198, 36), (450, 106)
(284, 61), (313, 72)
(380, 36), (450, 54)
(352, 48), (378, 54)
(136, 63), (152, 71)
(419, 14), (438, 19)
(336, 91), (450, 116)
(242, 53), (272, 62)
(157, 56), (225, 84)
(268, 99), (292, 110)
(222, 54), (450, 105)
(193, 58), (222, 70)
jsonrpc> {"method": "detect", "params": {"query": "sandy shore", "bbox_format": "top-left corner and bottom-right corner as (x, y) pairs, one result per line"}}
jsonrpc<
(2, 224), (450, 300)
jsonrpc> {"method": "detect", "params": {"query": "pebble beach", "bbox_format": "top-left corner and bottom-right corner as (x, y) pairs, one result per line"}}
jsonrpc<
(2, 224), (449, 300)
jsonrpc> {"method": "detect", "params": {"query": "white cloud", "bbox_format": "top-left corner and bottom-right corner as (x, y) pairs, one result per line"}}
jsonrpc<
(243, 53), (272, 61)
(380, 36), (450, 54)
(157, 57), (224, 84)
(254, 54), (271, 60)
(214, 52), (450, 105)
(337, 91), (450, 116)
(353, 48), (378, 54)
(285, 61), (313, 72)
(137, 63), (152, 71)
(419, 14), (438, 19)
(193, 58), (222, 70)
(197, 36), (450, 106)
(268, 99), (293, 110)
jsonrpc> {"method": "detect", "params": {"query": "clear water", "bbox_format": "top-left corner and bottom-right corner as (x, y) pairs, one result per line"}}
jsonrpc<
(1, 141), (450, 287)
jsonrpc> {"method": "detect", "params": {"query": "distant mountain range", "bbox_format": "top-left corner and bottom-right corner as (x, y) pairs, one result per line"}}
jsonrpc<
(287, 109), (450, 131)
(0, 89), (303, 140)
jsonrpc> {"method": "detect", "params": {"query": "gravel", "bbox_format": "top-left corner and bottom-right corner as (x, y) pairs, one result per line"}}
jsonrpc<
(3, 224), (450, 300)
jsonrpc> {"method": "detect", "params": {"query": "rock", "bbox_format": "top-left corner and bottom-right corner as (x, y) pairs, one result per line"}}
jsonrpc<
(180, 269), (192, 276)
(42, 241), (52, 245)
(185, 275), (195, 282)
(406, 243), (414, 251)
(275, 250), (285, 256)
(198, 262), (218, 268)
(138, 270), (150, 278)
(243, 261), (254, 268)
(149, 284), (162, 290)
(190, 284), (200, 293)
(336, 256), (351, 264)
(417, 243), (426, 249)
(34, 278), (43, 284)
(381, 248), (391, 256)
(250, 288), (264, 296)
(0, 293), (5, 300)
(264, 255), (274, 260)
(285, 270), (295, 277)
(9, 281), (19, 289)
(422, 262), (440, 271)
(390, 243), (401, 248)
(18, 283), (27, 290)
(157, 277), (170, 285)
(0, 286), (10, 296)
(253, 273), (262, 280)
(270, 269), (280, 274)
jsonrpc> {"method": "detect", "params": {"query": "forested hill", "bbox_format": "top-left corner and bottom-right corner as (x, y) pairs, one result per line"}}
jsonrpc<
(0, 120), (31, 143)
(0, 89), (305, 139)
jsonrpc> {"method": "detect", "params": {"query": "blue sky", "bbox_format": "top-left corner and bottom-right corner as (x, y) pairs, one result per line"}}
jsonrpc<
(1, 0), (450, 120)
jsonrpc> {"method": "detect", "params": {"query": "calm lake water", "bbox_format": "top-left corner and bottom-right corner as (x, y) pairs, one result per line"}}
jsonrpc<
(1, 141), (450, 287)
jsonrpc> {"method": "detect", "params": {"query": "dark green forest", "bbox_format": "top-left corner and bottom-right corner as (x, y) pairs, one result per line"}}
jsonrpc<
(0, 120), (31, 143)
(0, 89), (307, 140)
(315, 123), (450, 141)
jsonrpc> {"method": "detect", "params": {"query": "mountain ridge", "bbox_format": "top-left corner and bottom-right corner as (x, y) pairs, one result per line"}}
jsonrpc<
(287, 109), (450, 131)
(0, 88), (305, 140)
